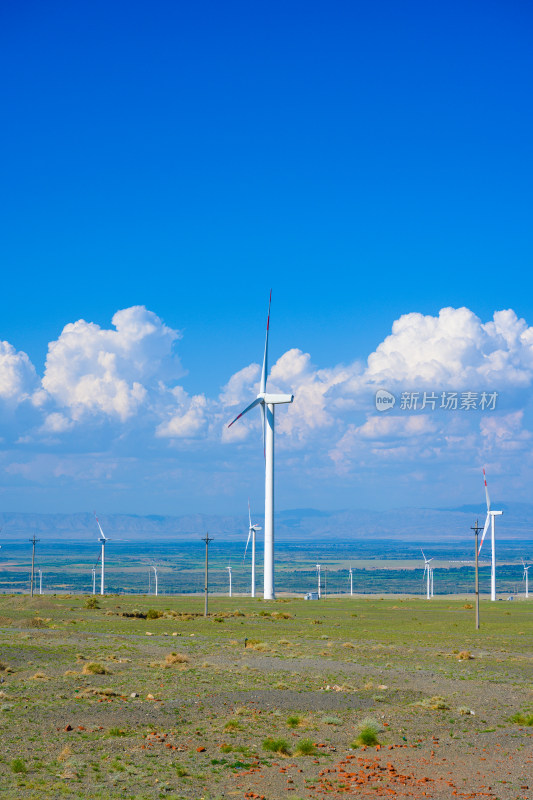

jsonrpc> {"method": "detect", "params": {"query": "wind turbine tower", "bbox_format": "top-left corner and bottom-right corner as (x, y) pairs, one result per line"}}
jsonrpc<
(523, 560), (530, 599)
(244, 501), (262, 598)
(227, 564), (232, 598)
(38, 569), (42, 595)
(91, 568), (96, 595)
(152, 564), (158, 596)
(349, 565), (353, 597)
(94, 513), (109, 596)
(316, 564), (321, 599)
(228, 292), (294, 600)
(421, 550), (433, 600)
(478, 469), (503, 601)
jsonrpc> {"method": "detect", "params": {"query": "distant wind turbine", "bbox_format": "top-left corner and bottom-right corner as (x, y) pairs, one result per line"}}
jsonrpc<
(349, 565), (353, 597)
(94, 512), (109, 596)
(421, 550), (433, 600)
(38, 569), (42, 595)
(151, 563), (158, 596)
(316, 564), (321, 599)
(91, 567), (96, 595)
(523, 560), (530, 599)
(227, 291), (294, 599)
(478, 469), (503, 601)
(244, 500), (262, 598)
(227, 564), (232, 598)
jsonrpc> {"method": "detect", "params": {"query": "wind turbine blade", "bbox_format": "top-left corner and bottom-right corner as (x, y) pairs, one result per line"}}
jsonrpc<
(248, 499), (252, 530)
(478, 513), (490, 554)
(483, 468), (491, 512)
(244, 529), (252, 560)
(421, 548), (426, 561)
(227, 397), (263, 428)
(260, 289), (272, 394)
(94, 512), (107, 540)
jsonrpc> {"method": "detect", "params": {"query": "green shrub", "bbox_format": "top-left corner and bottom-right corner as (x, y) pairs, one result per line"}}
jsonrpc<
(82, 662), (109, 675)
(146, 609), (162, 620)
(84, 597), (99, 609)
(295, 738), (315, 755)
(322, 716), (342, 725)
(175, 765), (188, 777)
(263, 737), (291, 755)
(287, 715), (301, 728)
(354, 726), (379, 746)
(11, 758), (26, 774)
(510, 711), (533, 726)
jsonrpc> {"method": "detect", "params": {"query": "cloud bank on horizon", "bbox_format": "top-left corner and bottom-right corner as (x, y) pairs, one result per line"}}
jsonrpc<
(1, 304), (533, 510)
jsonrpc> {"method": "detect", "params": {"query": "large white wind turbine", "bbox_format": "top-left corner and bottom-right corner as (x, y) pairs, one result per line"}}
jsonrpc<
(421, 550), (433, 600)
(228, 291), (294, 600)
(94, 513), (109, 596)
(522, 560), (530, 599)
(244, 500), (262, 597)
(151, 563), (158, 596)
(478, 469), (503, 602)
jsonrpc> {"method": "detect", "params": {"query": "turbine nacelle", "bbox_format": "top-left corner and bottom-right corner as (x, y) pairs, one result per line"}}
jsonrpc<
(258, 392), (294, 405)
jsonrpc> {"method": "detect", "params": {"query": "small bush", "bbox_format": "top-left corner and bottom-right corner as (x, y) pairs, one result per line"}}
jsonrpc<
(322, 716), (342, 725)
(109, 727), (127, 736)
(224, 719), (242, 732)
(287, 715), (301, 728)
(263, 737), (291, 755)
(84, 597), (99, 609)
(354, 726), (379, 747)
(175, 765), (188, 777)
(295, 738), (315, 756)
(28, 617), (47, 628)
(164, 652), (189, 666)
(11, 758), (26, 774)
(510, 711), (533, 726)
(146, 609), (162, 620)
(457, 650), (474, 661)
(82, 662), (109, 675)
(220, 744), (232, 753)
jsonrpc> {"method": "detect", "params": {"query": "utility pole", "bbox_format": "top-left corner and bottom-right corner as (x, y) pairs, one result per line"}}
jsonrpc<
(202, 533), (213, 617)
(29, 535), (39, 598)
(471, 519), (482, 630)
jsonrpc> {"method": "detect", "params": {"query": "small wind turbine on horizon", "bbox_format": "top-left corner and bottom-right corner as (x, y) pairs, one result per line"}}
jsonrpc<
(522, 560), (530, 599)
(227, 291), (294, 600)
(151, 563), (159, 596)
(349, 565), (353, 597)
(94, 512), (109, 596)
(244, 500), (262, 598)
(421, 550), (433, 600)
(316, 564), (321, 599)
(38, 569), (42, 595)
(91, 567), (96, 595)
(478, 469), (503, 601)
(227, 564), (232, 598)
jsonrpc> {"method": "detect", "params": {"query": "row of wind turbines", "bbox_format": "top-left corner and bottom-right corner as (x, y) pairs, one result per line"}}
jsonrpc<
(87, 293), (528, 601)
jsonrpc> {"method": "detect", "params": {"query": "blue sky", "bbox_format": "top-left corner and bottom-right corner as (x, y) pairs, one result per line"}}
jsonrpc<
(1, 1), (533, 515)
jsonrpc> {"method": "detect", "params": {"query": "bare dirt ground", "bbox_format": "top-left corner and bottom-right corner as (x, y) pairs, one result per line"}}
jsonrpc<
(0, 594), (532, 799)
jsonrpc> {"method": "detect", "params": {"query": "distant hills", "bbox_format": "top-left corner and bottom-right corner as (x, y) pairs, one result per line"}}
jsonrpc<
(0, 504), (532, 543)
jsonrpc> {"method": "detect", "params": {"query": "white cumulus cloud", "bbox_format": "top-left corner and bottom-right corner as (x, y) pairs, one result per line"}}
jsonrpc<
(42, 306), (182, 421)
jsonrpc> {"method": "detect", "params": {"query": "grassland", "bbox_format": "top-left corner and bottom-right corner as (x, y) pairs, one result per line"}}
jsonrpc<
(0, 593), (532, 799)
